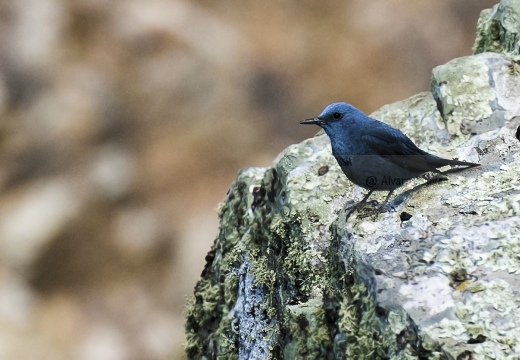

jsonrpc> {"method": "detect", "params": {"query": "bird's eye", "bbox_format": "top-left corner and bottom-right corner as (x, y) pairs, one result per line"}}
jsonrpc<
(333, 112), (342, 120)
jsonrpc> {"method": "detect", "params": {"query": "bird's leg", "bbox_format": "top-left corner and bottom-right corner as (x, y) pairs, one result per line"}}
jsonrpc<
(345, 189), (373, 220)
(359, 189), (374, 206)
(379, 190), (395, 213)
(360, 190), (395, 221)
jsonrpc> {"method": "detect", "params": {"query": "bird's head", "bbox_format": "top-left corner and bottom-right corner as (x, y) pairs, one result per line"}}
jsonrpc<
(300, 102), (363, 133)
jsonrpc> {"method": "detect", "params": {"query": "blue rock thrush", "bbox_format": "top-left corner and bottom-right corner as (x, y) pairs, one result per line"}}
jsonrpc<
(300, 102), (479, 211)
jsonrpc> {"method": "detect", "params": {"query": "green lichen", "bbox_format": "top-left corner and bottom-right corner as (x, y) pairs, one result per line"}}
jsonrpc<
(474, 0), (520, 55)
(184, 167), (269, 359)
(284, 298), (330, 359)
(337, 283), (387, 359)
(507, 58), (520, 75)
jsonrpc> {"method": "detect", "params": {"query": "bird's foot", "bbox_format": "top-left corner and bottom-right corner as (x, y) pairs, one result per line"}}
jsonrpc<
(345, 190), (397, 221)
(356, 207), (381, 220)
(370, 199), (396, 213)
(367, 200), (379, 207)
(354, 201), (395, 220)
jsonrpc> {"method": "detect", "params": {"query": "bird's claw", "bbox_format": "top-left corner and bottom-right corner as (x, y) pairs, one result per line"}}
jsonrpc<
(360, 203), (393, 219)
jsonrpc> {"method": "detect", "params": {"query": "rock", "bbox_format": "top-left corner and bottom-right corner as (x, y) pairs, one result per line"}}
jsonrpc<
(473, 0), (520, 56)
(185, 1), (520, 359)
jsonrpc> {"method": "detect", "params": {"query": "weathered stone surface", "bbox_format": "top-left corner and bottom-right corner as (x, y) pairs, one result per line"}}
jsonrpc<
(474, 0), (520, 55)
(185, 1), (520, 359)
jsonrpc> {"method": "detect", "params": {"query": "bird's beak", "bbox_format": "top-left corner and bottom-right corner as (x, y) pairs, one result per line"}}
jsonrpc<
(300, 117), (321, 125)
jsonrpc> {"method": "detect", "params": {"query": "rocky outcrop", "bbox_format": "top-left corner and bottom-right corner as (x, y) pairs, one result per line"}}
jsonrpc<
(185, 1), (520, 359)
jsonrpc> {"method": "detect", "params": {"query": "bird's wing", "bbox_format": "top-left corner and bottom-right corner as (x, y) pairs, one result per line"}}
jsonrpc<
(360, 121), (446, 173)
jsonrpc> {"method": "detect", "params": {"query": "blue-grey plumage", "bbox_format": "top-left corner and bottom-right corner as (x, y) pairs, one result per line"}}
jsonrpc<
(300, 102), (479, 207)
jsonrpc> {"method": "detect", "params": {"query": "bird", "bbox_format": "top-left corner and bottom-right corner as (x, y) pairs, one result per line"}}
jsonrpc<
(300, 102), (479, 213)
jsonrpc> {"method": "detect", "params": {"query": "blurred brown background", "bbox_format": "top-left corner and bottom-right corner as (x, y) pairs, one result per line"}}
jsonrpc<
(0, 1), (496, 359)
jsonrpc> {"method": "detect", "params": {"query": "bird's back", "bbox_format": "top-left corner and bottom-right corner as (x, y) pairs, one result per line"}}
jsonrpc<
(329, 112), (477, 191)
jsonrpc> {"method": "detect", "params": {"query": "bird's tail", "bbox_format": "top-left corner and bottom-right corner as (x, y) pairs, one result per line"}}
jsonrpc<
(435, 157), (480, 174)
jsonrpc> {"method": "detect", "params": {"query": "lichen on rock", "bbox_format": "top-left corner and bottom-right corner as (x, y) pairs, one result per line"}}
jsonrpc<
(185, 1), (520, 359)
(474, 0), (520, 56)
